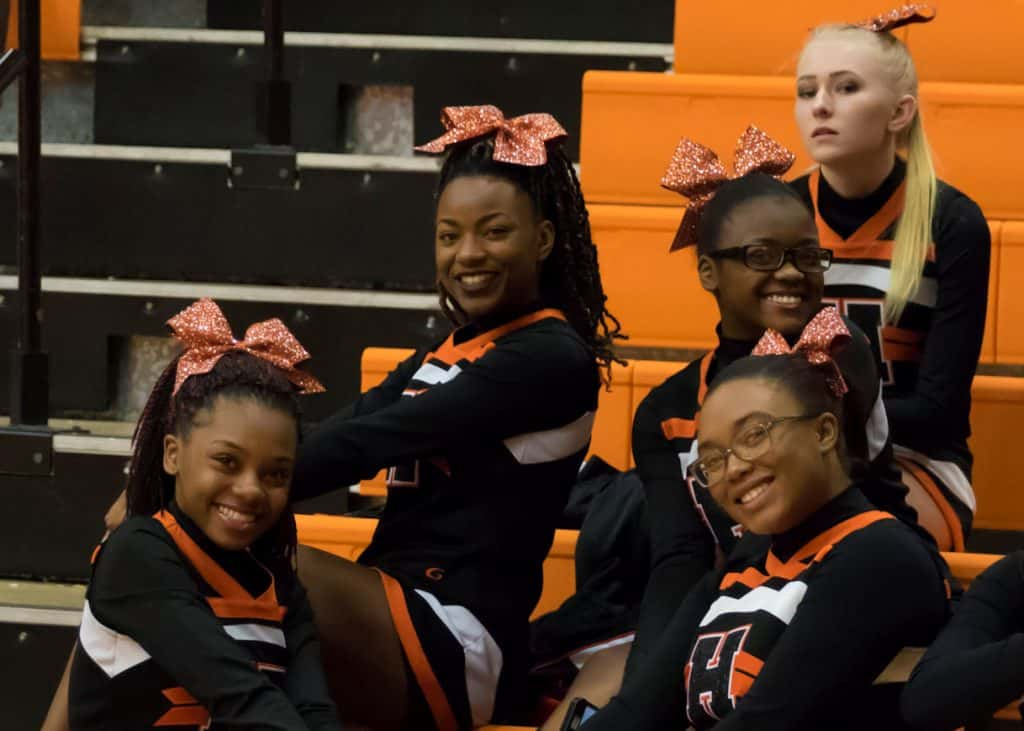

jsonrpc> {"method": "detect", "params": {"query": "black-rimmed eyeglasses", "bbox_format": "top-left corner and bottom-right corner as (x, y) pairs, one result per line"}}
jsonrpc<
(705, 244), (833, 274)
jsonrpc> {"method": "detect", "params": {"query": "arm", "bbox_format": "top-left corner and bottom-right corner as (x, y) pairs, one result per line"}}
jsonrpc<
(331, 348), (426, 423)
(282, 581), (343, 730)
(89, 524), (317, 730)
(583, 573), (719, 730)
(292, 332), (595, 500)
(901, 551), (1024, 729)
(40, 648), (73, 731)
(885, 197), (990, 440)
(713, 525), (948, 730)
(626, 394), (716, 676)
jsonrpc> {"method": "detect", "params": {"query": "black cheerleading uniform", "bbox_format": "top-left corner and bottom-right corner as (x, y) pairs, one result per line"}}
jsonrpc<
(68, 502), (340, 731)
(291, 305), (600, 730)
(582, 488), (949, 730)
(902, 550), (1024, 729)
(627, 309), (918, 674)
(791, 161), (990, 540)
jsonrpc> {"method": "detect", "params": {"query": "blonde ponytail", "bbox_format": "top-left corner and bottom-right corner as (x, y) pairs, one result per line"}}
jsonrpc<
(886, 114), (937, 323)
(801, 25), (937, 323)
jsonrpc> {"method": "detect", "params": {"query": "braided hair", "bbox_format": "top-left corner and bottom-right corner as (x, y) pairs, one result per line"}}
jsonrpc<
(126, 351), (301, 584)
(434, 136), (624, 380)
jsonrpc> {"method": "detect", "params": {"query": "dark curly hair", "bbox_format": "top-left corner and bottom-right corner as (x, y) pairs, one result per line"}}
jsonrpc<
(434, 136), (625, 380)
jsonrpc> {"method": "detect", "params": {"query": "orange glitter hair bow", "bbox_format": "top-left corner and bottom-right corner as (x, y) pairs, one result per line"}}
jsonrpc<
(856, 4), (936, 32)
(660, 125), (796, 251)
(414, 104), (568, 167)
(752, 307), (851, 397)
(168, 298), (325, 396)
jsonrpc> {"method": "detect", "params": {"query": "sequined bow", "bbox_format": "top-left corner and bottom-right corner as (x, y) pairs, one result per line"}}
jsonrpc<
(414, 105), (568, 167)
(168, 298), (325, 395)
(661, 125), (796, 251)
(856, 4), (936, 33)
(752, 307), (851, 396)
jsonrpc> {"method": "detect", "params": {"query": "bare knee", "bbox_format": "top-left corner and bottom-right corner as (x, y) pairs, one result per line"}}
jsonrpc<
(539, 642), (630, 731)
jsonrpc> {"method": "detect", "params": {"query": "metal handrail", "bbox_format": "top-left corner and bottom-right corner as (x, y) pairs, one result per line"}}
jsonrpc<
(6, 0), (44, 426)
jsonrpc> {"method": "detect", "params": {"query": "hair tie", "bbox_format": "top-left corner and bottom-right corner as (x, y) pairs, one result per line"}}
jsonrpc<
(167, 298), (325, 396)
(660, 125), (795, 251)
(751, 307), (851, 397)
(856, 4), (936, 33)
(414, 104), (567, 167)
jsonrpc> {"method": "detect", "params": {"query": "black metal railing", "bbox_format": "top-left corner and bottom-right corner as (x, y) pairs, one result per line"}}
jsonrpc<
(6, 0), (44, 426)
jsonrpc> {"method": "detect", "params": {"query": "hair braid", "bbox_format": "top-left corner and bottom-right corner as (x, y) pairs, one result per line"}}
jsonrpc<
(125, 351), (302, 588)
(435, 137), (625, 382)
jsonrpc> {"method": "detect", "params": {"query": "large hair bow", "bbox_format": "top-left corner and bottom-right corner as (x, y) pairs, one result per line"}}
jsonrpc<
(751, 307), (851, 397)
(414, 104), (568, 167)
(856, 4), (936, 33)
(661, 125), (796, 251)
(168, 298), (325, 396)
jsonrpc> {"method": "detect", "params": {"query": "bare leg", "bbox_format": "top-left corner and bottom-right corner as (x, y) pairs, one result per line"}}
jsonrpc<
(40, 645), (74, 731)
(297, 545), (413, 730)
(538, 643), (630, 731)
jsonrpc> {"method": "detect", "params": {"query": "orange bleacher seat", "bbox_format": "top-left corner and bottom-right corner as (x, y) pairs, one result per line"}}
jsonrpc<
(906, 1), (1024, 85)
(944, 551), (1000, 589)
(673, 0), (907, 77)
(358, 347), (414, 496)
(969, 375), (1024, 531)
(631, 358), (684, 423)
(580, 73), (806, 208)
(994, 224), (1024, 363)
(590, 204), (719, 351)
(629, 359), (687, 469)
(296, 514), (578, 620)
(671, 0), (1024, 86)
(919, 82), (1024, 222)
(982, 221), (1001, 365)
(590, 360), (635, 470)
(580, 71), (1024, 223)
(357, 347), (636, 497)
(5, 0), (81, 61)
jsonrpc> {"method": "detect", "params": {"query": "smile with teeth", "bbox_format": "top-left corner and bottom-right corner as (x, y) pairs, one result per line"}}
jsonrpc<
(216, 503), (259, 528)
(737, 481), (770, 506)
(456, 272), (497, 287)
(765, 294), (804, 306)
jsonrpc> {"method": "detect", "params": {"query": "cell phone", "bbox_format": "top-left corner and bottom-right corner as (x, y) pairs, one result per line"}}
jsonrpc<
(560, 697), (599, 730)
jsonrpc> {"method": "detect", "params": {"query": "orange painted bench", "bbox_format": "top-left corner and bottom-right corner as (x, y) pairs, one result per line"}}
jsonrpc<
(5, 0), (81, 61)
(589, 204), (1000, 362)
(672, 0), (908, 78)
(968, 375), (1024, 531)
(588, 205), (719, 351)
(670, 0), (1024, 85)
(296, 514), (577, 621)
(900, 1), (1024, 85)
(580, 71), (1024, 224)
(995, 222), (1024, 363)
